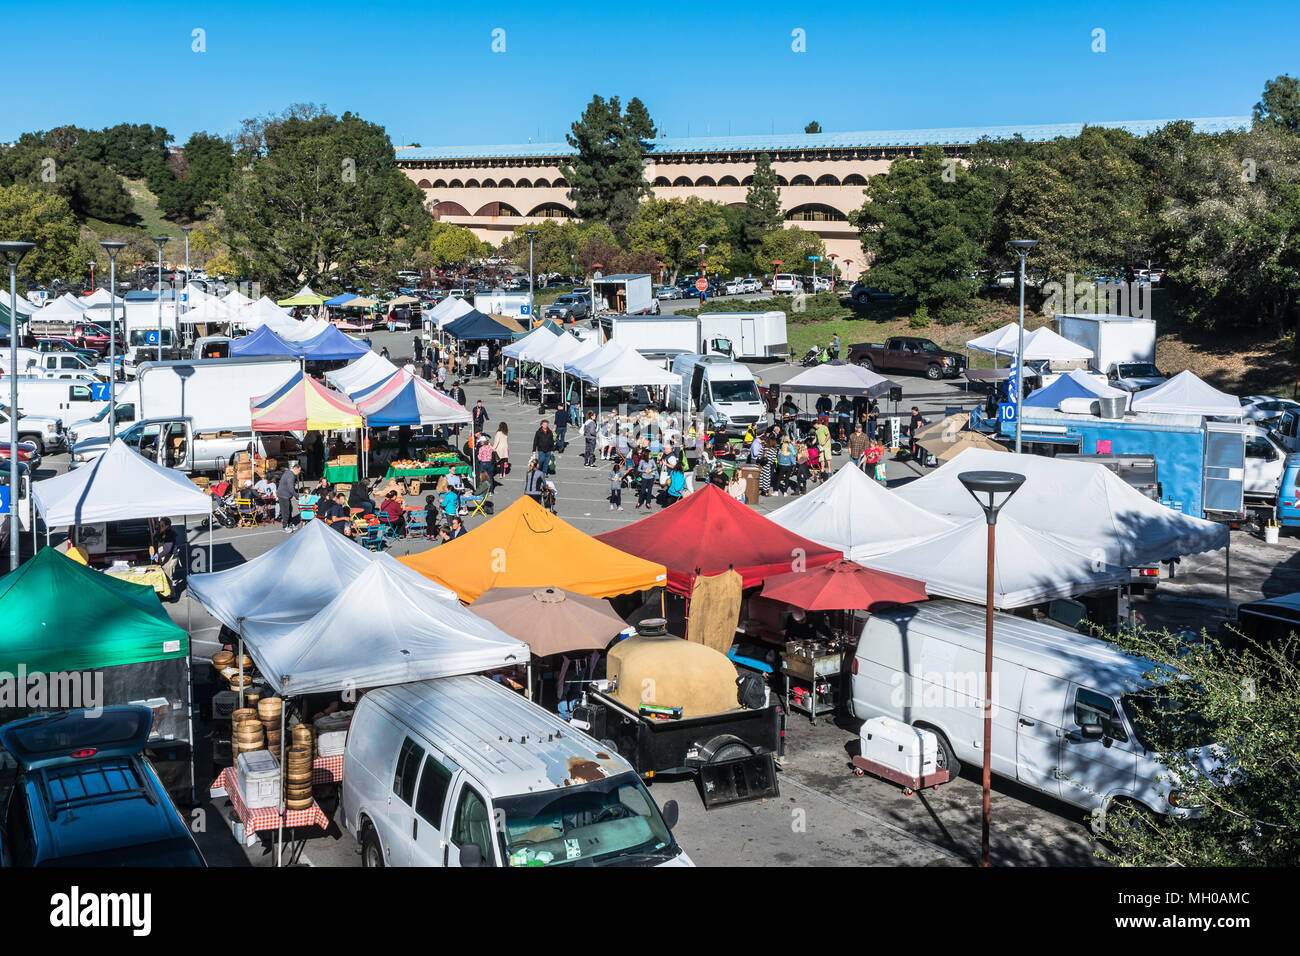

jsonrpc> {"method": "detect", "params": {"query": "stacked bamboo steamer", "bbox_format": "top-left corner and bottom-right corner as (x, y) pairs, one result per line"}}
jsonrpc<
(285, 746), (314, 810)
(291, 722), (315, 762)
(258, 697), (284, 760)
(231, 708), (265, 760)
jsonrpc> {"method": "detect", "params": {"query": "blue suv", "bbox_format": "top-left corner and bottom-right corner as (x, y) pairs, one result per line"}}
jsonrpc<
(0, 706), (205, 867)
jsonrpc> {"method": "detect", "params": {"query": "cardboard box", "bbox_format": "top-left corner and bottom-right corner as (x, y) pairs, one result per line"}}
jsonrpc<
(337, 453), (358, 466)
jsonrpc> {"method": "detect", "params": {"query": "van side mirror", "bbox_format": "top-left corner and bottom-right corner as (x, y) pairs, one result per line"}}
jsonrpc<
(660, 799), (679, 830)
(459, 843), (484, 867)
(1079, 724), (1104, 741)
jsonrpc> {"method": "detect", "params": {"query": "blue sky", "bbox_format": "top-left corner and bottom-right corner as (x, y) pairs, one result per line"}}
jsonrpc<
(5, 1), (1296, 145)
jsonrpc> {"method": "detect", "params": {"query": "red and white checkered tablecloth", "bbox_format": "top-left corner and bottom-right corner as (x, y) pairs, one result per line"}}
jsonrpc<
(209, 767), (330, 835)
(312, 753), (343, 785)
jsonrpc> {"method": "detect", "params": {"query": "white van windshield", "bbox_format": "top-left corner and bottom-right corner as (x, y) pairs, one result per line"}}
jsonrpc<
(711, 379), (760, 404)
(496, 772), (674, 867)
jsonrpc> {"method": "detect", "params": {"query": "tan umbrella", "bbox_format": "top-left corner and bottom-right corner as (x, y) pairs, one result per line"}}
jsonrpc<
(470, 587), (628, 657)
(913, 414), (1008, 464)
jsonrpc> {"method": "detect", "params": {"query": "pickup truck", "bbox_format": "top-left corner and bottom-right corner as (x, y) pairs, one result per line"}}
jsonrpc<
(543, 293), (591, 322)
(0, 406), (63, 456)
(1106, 362), (1167, 393)
(848, 336), (965, 380)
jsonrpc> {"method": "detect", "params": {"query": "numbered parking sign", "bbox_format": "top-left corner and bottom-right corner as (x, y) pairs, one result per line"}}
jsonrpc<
(999, 402), (1017, 424)
(91, 382), (111, 401)
(520, 304), (531, 316)
(0, 486), (9, 516)
(145, 330), (160, 345)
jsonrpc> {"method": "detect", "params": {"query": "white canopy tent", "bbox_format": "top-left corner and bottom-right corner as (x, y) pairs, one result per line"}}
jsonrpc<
(31, 438), (213, 567)
(188, 519), (374, 632)
(325, 350), (401, 395)
(32, 297), (87, 324)
(1129, 369), (1242, 418)
(767, 463), (956, 560)
(237, 554), (529, 696)
(222, 289), (255, 309)
(238, 297), (296, 330)
(967, 323), (1094, 361)
(82, 288), (114, 307)
(55, 292), (89, 312)
(428, 295), (475, 329)
(540, 332), (598, 372)
(780, 360), (897, 397)
(893, 447), (1229, 566)
(502, 324), (564, 363)
(864, 516), (1132, 609)
(176, 297), (241, 326)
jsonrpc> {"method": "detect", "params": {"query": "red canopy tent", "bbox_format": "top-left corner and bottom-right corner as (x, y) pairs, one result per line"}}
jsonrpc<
(595, 484), (842, 597)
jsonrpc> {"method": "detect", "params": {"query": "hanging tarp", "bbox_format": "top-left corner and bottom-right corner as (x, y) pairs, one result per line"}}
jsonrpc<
(33, 439), (211, 527)
(0, 548), (187, 673)
(250, 370), (363, 431)
(239, 555), (529, 696)
(595, 484), (842, 596)
(767, 462), (955, 561)
(400, 496), (666, 603)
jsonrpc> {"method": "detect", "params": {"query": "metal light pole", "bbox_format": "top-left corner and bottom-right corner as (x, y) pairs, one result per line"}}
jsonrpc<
(957, 469), (1026, 869)
(181, 225), (193, 323)
(525, 230), (538, 299)
(100, 242), (126, 441)
(2, 241), (36, 572)
(1008, 239), (1038, 454)
(152, 236), (169, 362)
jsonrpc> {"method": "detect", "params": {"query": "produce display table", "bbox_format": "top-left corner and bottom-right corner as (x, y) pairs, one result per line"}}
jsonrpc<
(323, 464), (359, 483)
(383, 463), (471, 480)
(209, 767), (331, 846)
(103, 564), (171, 599)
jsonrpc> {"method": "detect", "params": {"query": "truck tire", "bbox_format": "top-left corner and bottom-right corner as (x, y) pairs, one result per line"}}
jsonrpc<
(360, 824), (385, 868)
(698, 734), (757, 765)
(925, 363), (942, 381)
(21, 435), (44, 456)
(918, 725), (961, 779)
(857, 357), (874, 372)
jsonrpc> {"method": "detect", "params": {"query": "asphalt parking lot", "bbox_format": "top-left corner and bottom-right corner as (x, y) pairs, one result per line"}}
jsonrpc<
(23, 328), (1300, 867)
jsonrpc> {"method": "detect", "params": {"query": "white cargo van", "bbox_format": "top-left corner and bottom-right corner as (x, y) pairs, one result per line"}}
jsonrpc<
(1, 377), (100, 421)
(342, 676), (691, 868)
(668, 354), (765, 434)
(0, 348), (102, 381)
(850, 600), (1220, 831)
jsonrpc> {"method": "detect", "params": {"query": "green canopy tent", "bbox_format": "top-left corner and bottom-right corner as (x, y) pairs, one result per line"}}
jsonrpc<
(0, 548), (195, 800)
(276, 284), (328, 307)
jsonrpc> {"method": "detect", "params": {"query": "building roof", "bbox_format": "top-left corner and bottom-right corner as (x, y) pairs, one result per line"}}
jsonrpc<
(396, 116), (1249, 162)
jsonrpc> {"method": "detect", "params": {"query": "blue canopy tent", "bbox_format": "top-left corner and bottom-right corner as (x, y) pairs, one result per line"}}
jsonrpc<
(323, 293), (358, 307)
(1024, 368), (1128, 408)
(356, 373), (471, 427)
(444, 309), (515, 342)
(297, 325), (371, 361)
(229, 323), (301, 358)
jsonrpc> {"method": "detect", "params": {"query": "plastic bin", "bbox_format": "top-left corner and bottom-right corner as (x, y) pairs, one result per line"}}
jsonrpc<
(237, 749), (281, 809)
(314, 711), (353, 756)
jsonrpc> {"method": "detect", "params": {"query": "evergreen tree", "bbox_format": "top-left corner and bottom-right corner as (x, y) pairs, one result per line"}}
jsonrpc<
(804, 121), (822, 134)
(1255, 74), (1300, 133)
(740, 152), (783, 254)
(559, 95), (653, 237)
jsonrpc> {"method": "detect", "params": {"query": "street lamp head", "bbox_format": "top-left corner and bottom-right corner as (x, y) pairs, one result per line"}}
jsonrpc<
(100, 240), (126, 260)
(151, 235), (169, 250)
(181, 225), (193, 234)
(1008, 239), (1038, 255)
(525, 230), (538, 239)
(0, 241), (36, 267)
(958, 470), (1026, 524)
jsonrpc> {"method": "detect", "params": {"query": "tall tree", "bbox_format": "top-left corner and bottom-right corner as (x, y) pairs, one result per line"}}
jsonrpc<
(221, 109), (431, 293)
(1255, 74), (1300, 133)
(0, 184), (97, 286)
(559, 95), (653, 237)
(740, 152), (784, 255)
(624, 197), (733, 281)
(850, 146), (992, 309)
(804, 121), (822, 134)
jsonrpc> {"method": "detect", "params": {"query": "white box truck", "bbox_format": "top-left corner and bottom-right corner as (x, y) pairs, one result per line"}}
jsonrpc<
(605, 316), (699, 362)
(67, 356), (302, 473)
(592, 274), (658, 316)
(1057, 314), (1157, 377)
(472, 290), (535, 321)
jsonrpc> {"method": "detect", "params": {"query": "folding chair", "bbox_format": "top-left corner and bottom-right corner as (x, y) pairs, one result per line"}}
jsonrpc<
(235, 496), (260, 528)
(405, 509), (427, 539)
(378, 511), (403, 541)
(461, 480), (492, 519)
(359, 524), (384, 552)
(299, 493), (321, 522)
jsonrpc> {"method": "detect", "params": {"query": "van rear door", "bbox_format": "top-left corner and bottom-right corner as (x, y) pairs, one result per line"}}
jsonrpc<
(1016, 670), (1067, 797)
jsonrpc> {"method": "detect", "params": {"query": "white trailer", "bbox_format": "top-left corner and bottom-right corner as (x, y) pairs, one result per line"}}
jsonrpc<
(472, 290), (535, 321)
(1056, 313), (1156, 374)
(593, 274), (658, 316)
(605, 316), (699, 362)
(697, 311), (789, 360)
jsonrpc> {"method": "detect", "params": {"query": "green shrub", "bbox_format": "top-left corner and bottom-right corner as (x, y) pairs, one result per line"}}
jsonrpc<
(908, 305), (931, 329)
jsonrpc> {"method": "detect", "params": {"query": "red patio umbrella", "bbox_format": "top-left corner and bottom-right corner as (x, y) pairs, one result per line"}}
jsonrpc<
(760, 559), (927, 612)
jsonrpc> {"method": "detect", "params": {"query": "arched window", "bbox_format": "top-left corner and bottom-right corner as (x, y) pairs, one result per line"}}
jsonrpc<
(695, 175), (716, 187)
(448, 179), (464, 188)
(789, 174), (814, 186)
(431, 179), (448, 188)
(432, 201), (470, 218)
(775, 175), (789, 186)
(515, 178), (533, 188)
(815, 174), (841, 186)
(718, 175), (740, 186)
(464, 178), (481, 188)
(784, 203), (848, 222)
(481, 178), (497, 188)
(527, 203), (573, 218)
(740, 175), (754, 186)
(475, 202), (521, 217)
(533, 177), (551, 188)
(653, 177), (671, 187)
(842, 173), (867, 186)
(498, 178), (515, 188)
(672, 176), (692, 187)
(416, 178), (432, 188)
(553, 177), (568, 187)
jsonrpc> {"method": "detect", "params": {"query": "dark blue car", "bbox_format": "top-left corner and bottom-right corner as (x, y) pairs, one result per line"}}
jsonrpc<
(0, 706), (205, 867)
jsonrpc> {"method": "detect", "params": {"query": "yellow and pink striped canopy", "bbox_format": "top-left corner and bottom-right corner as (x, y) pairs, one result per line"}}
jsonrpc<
(250, 370), (363, 431)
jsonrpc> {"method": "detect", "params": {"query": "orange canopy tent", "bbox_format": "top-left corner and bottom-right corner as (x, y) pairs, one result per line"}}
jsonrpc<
(399, 496), (667, 603)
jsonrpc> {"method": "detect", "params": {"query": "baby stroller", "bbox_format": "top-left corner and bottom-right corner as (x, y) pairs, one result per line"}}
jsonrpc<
(540, 482), (557, 514)
(208, 482), (240, 529)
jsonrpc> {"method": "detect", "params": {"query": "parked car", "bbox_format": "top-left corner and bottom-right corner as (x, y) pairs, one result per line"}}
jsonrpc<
(849, 282), (894, 305)
(0, 706), (207, 866)
(809, 276), (832, 293)
(848, 336), (965, 379)
(772, 273), (803, 295)
(1106, 362), (1167, 393)
(723, 278), (744, 296)
(0, 440), (41, 470)
(655, 285), (683, 300)
(1239, 395), (1300, 424)
(740, 278), (762, 294)
(35, 339), (100, 362)
(544, 293), (591, 322)
(71, 323), (123, 357)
